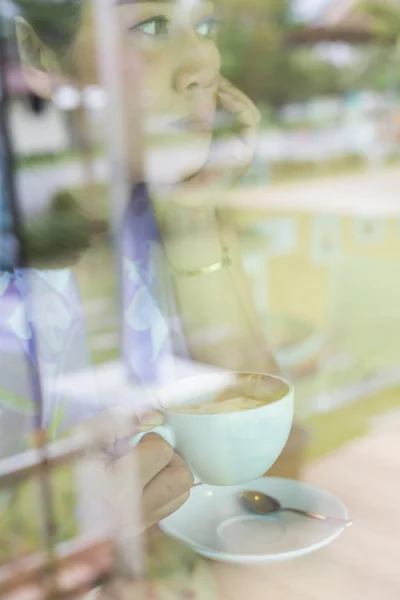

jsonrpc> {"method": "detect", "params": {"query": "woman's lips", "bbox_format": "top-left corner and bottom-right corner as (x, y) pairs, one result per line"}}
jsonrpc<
(171, 117), (212, 134)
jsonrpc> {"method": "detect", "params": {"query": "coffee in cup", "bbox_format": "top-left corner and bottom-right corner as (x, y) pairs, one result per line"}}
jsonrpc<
(133, 372), (294, 486)
(166, 374), (288, 415)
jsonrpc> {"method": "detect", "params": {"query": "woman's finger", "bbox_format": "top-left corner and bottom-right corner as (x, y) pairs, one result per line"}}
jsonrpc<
(137, 410), (165, 432)
(218, 76), (260, 125)
(218, 91), (259, 139)
(217, 92), (258, 170)
(217, 78), (260, 164)
(217, 85), (260, 148)
(101, 433), (174, 536)
(134, 433), (175, 488)
(145, 491), (190, 529)
(174, 77), (261, 191)
(141, 451), (194, 514)
(74, 406), (140, 454)
(73, 407), (164, 469)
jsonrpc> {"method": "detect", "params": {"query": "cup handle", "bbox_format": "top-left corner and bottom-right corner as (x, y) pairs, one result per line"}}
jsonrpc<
(129, 427), (200, 485)
(129, 425), (175, 449)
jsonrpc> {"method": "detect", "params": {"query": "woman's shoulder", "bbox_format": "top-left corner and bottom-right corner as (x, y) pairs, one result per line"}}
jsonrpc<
(1, 268), (75, 300)
(30, 268), (74, 292)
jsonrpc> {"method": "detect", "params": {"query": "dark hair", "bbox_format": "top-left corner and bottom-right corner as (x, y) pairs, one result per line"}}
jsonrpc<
(16, 0), (82, 54)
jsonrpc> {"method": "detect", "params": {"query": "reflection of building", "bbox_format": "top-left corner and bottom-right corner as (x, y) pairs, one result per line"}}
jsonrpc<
(1, 52), (71, 156)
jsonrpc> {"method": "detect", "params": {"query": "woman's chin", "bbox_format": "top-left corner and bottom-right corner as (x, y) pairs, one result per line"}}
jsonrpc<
(144, 134), (211, 187)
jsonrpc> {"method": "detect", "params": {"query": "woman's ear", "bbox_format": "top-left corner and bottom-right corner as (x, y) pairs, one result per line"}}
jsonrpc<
(15, 16), (62, 99)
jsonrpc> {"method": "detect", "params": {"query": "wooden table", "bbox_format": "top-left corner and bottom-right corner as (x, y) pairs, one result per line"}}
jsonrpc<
(209, 417), (400, 600)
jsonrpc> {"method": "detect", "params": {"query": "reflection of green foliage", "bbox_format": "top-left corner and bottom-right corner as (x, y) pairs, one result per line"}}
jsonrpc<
(357, 0), (400, 42)
(218, 0), (295, 108)
(217, 0), (350, 109)
(340, 1), (400, 93)
(49, 400), (68, 440)
(23, 210), (90, 266)
(22, 190), (107, 269)
(15, 0), (82, 53)
(217, 0), (400, 108)
(340, 0), (400, 93)
(269, 153), (367, 183)
(352, 46), (400, 92)
(0, 467), (77, 565)
(0, 387), (34, 415)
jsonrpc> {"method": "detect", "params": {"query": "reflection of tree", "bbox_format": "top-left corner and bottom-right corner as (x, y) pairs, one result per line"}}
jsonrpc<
(217, 0), (400, 110)
(15, 0), (80, 54)
(357, 1), (400, 45)
(351, 1), (400, 93)
(218, 0), (353, 111)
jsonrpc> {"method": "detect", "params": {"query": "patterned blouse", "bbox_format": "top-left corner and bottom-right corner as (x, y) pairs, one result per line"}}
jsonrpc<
(0, 183), (188, 454)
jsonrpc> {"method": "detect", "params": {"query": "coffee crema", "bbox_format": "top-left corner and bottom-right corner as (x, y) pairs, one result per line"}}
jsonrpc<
(166, 377), (288, 415)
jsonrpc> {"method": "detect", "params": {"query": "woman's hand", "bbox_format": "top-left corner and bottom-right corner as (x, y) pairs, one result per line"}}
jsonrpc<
(214, 75), (261, 185)
(75, 408), (194, 536)
(136, 433), (194, 528)
(160, 77), (260, 214)
(190, 77), (260, 186)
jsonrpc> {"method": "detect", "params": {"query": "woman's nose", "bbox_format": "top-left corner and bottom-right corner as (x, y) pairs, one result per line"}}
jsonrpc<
(173, 36), (215, 94)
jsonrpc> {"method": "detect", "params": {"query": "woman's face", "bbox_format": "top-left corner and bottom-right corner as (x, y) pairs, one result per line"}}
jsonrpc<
(72, 0), (221, 185)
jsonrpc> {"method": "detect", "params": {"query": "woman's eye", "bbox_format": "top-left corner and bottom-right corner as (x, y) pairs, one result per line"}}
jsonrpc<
(131, 17), (169, 37)
(129, 16), (220, 39)
(196, 18), (220, 38)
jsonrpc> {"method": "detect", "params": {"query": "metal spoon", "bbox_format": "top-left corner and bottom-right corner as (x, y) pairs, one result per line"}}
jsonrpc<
(239, 491), (352, 528)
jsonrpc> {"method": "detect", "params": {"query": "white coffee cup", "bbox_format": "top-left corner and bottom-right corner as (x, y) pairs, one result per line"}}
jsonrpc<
(132, 371), (294, 487)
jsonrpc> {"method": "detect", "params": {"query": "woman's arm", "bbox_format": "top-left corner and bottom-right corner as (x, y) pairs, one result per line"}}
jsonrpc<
(159, 203), (279, 375)
(155, 77), (278, 374)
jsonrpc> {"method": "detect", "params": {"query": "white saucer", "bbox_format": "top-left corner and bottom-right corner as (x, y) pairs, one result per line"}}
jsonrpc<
(159, 477), (349, 564)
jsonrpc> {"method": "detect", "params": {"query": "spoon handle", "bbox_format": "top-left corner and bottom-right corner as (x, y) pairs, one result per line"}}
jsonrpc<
(281, 508), (352, 527)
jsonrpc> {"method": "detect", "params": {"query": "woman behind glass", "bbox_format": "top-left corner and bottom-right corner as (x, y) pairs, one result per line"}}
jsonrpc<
(11, 0), (278, 531)
(16, 0), (278, 380)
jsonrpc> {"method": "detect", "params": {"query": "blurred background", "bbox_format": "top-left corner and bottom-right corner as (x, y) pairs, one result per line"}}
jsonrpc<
(1, 0), (400, 597)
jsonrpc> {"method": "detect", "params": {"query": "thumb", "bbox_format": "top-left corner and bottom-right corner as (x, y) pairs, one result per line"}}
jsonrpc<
(137, 410), (164, 432)
(114, 411), (165, 458)
(113, 411), (164, 458)
(73, 407), (164, 458)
